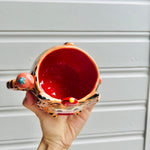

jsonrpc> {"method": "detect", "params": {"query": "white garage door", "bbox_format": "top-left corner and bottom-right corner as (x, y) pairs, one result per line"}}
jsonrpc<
(0, 0), (150, 150)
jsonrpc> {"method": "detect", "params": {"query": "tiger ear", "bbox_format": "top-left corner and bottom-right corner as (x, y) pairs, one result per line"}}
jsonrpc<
(15, 73), (34, 90)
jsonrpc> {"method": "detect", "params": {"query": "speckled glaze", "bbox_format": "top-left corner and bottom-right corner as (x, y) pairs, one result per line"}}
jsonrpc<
(7, 43), (101, 117)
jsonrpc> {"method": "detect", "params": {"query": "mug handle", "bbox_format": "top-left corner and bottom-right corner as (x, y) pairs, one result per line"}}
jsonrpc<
(7, 73), (35, 91)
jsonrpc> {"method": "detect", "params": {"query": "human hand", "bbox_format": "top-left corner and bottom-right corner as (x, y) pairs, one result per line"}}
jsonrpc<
(23, 91), (97, 150)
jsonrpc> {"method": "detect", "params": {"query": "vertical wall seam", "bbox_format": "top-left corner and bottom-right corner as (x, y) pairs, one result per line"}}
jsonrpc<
(144, 32), (150, 150)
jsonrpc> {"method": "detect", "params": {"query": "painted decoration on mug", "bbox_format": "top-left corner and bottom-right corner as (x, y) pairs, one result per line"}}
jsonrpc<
(6, 42), (101, 117)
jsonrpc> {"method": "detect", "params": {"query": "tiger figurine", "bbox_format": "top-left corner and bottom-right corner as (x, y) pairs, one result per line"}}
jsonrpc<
(7, 42), (101, 117)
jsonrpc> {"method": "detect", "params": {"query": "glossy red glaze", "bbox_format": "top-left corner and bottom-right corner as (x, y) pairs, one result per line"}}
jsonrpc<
(38, 48), (98, 99)
(62, 97), (78, 106)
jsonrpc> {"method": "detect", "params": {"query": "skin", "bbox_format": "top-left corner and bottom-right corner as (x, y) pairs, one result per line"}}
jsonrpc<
(23, 91), (97, 150)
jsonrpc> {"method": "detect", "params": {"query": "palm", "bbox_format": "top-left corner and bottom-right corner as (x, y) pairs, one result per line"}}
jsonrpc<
(40, 108), (93, 147)
(23, 91), (96, 149)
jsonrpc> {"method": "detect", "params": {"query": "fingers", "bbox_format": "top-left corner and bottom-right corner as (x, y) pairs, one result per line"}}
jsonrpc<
(23, 91), (44, 119)
(77, 100), (97, 121)
(86, 102), (97, 112)
(23, 91), (35, 106)
(87, 96), (100, 112)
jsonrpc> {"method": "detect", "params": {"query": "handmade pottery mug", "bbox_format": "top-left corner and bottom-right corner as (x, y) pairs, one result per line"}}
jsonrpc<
(7, 42), (102, 117)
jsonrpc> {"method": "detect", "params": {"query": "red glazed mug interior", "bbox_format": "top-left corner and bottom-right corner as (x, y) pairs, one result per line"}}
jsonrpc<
(37, 46), (99, 101)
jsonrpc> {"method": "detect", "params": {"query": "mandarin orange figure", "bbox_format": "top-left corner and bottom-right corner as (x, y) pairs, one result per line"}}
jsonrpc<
(7, 42), (101, 117)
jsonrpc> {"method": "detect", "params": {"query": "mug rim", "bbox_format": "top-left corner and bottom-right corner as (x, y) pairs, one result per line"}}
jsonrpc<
(34, 44), (100, 102)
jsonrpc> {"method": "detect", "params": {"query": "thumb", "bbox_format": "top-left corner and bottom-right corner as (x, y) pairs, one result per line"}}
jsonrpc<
(23, 91), (44, 119)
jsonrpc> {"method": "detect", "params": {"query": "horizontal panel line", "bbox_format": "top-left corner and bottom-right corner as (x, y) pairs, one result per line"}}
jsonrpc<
(0, 0), (149, 5)
(100, 68), (149, 78)
(0, 131), (144, 145)
(0, 30), (149, 32)
(94, 103), (146, 112)
(0, 135), (144, 150)
(98, 99), (147, 106)
(100, 67), (149, 72)
(79, 131), (144, 140)
(0, 32), (149, 42)
(74, 134), (144, 145)
(0, 99), (146, 116)
(99, 67), (149, 72)
(0, 67), (149, 72)
(0, 40), (148, 43)
(0, 138), (39, 150)
(100, 99), (147, 104)
(0, 31), (149, 35)
(0, 67), (148, 78)
(0, 138), (40, 145)
(0, 99), (146, 109)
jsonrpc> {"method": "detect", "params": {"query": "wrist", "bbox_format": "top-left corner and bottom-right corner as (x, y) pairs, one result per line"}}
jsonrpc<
(38, 137), (69, 150)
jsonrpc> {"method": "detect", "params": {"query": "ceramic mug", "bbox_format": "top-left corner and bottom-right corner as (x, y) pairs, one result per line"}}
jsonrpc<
(7, 42), (101, 117)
